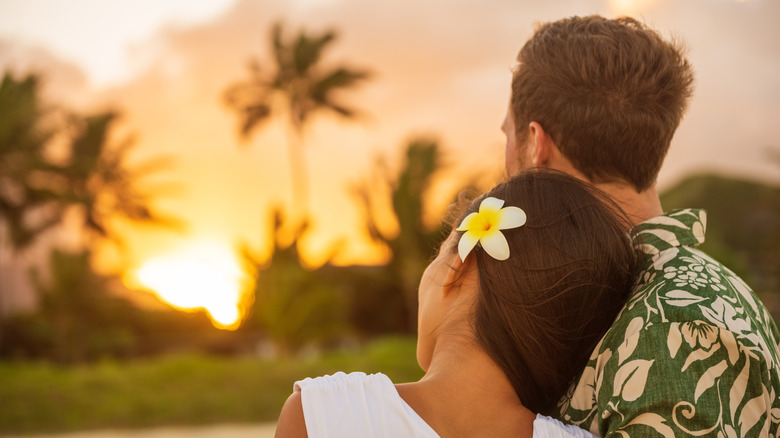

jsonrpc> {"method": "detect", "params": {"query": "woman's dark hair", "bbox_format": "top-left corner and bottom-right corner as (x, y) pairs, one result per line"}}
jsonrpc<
(454, 169), (641, 414)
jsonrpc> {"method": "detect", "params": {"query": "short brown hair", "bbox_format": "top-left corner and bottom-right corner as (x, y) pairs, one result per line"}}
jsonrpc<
(511, 16), (694, 191)
(454, 169), (641, 414)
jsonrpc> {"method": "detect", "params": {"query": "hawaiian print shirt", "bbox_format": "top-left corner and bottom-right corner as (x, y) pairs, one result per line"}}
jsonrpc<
(557, 209), (780, 437)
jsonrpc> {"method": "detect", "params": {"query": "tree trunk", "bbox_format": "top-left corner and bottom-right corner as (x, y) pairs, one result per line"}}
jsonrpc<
(287, 112), (309, 226)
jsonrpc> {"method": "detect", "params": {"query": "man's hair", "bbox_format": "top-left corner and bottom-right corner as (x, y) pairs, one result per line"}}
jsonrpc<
(452, 169), (641, 414)
(511, 15), (695, 191)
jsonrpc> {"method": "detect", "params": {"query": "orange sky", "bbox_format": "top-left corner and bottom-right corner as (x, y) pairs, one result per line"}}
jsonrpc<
(1, 0), (779, 323)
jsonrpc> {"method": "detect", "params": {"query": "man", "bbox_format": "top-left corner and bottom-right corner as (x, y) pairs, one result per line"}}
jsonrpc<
(504, 16), (780, 437)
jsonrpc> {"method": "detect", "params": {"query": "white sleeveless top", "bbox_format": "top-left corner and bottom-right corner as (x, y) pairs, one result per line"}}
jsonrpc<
(294, 371), (596, 438)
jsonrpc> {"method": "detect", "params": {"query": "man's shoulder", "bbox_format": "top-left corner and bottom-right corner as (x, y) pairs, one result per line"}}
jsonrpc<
(626, 245), (772, 327)
(603, 208), (778, 371)
(557, 209), (780, 435)
(600, 242), (780, 374)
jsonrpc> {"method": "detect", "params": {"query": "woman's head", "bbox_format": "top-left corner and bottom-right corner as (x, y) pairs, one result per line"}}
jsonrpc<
(420, 169), (640, 414)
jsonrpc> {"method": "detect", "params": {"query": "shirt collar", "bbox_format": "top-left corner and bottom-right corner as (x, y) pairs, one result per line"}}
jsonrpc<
(631, 209), (707, 256)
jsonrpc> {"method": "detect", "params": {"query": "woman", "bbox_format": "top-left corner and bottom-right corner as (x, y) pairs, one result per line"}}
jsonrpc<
(275, 169), (641, 437)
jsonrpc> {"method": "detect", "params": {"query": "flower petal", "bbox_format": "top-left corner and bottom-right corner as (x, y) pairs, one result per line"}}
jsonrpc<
(458, 231), (481, 261)
(456, 212), (480, 231)
(480, 229), (510, 261)
(496, 206), (526, 230)
(479, 197), (504, 214)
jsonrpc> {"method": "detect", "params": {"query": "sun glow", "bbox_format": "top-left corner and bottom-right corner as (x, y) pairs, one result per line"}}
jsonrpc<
(608, 0), (658, 15)
(132, 241), (247, 330)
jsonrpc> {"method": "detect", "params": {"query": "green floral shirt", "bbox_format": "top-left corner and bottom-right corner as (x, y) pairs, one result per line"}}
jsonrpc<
(557, 209), (780, 437)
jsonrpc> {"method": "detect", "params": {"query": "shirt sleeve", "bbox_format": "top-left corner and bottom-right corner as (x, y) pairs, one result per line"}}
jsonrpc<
(596, 321), (776, 437)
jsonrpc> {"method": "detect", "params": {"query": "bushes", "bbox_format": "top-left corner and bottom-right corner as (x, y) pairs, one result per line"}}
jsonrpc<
(0, 337), (422, 434)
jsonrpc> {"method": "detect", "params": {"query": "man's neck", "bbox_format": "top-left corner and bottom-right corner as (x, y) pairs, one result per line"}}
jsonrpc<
(535, 152), (664, 226)
(592, 181), (664, 226)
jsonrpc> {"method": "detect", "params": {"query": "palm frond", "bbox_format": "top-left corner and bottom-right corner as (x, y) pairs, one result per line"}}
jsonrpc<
(70, 113), (118, 175)
(240, 103), (272, 138)
(293, 30), (337, 75)
(311, 67), (371, 101)
(321, 103), (355, 118)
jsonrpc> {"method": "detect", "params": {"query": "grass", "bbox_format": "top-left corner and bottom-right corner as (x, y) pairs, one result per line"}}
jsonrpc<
(0, 336), (423, 435)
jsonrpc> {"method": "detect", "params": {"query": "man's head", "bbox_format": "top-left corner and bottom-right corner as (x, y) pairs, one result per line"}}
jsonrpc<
(507, 15), (695, 192)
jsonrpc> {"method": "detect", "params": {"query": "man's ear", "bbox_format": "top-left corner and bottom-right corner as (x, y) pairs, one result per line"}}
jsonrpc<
(528, 122), (581, 177)
(528, 121), (553, 167)
(443, 252), (477, 298)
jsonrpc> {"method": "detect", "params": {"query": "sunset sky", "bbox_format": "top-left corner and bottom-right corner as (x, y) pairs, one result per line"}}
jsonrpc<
(1, 0), (778, 325)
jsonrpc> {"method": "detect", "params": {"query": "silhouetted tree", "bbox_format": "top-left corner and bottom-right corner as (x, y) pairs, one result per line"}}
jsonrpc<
(224, 22), (370, 216)
(353, 138), (479, 331)
(61, 112), (177, 248)
(31, 249), (136, 362)
(0, 72), (175, 251)
(0, 246), (235, 362)
(0, 71), (175, 351)
(0, 73), (61, 250)
(240, 210), (347, 355)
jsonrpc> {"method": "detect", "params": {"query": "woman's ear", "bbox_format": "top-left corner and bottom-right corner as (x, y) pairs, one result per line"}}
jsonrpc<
(443, 252), (478, 298)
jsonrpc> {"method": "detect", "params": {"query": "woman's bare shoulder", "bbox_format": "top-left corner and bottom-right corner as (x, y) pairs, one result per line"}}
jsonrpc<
(274, 391), (308, 438)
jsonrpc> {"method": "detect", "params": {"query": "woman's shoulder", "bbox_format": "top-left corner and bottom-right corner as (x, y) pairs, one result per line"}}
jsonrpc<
(279, 372), (392, 438)
(276, 391), (308, 438)
(294, 371), (393, 393)
(285, 371), (438, 437)
(533, 415), (598, 438)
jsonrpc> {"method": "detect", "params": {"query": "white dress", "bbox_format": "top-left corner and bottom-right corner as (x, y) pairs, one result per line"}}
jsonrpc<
(294, 371), (597, 438)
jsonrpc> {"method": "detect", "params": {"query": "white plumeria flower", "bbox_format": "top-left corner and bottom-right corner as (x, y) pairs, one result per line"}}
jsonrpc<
(456, 197), (527, 261)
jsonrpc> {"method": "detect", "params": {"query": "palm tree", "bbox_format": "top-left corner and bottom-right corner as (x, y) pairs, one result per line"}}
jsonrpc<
(0, 73), (61, 250)
(239, 208), (347, 355)
(0, 73), (175, 252)
(224, 22), (370, 218)
(352, 138), (481, 331)
(0, 72), (175, 348)
(62, 112), (178, 247)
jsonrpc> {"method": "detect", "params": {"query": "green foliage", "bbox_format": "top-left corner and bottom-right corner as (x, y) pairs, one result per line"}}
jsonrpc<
(30, 249), (135, 362)
(0, 70), (180, 363)
(0, 73), (61, 249)
(237, 136), (473, 349)
(63, 113), (176, 240)
(322, 264), (411, 336)
(0, 337), (422, 434)
(0, 71), (175, 251)
(0, 247), (241, 362)
(240, 210), (349, 355)
(352, 138), (478, 331)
